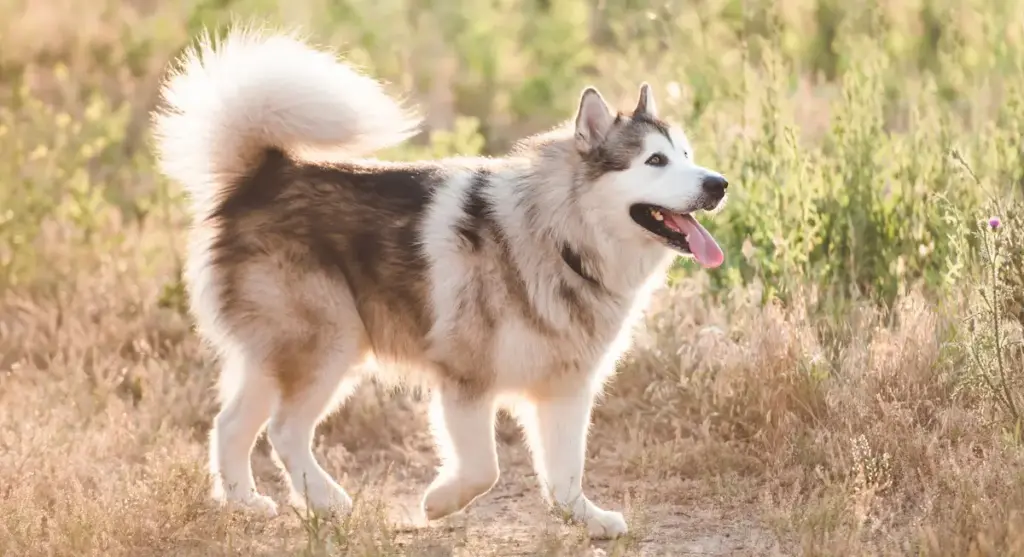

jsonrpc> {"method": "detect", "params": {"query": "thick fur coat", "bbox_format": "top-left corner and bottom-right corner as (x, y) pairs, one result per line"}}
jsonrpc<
(151, 27), (728, 538)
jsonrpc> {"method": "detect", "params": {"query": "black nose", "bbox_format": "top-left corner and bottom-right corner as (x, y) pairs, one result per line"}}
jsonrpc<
(701, 175), (728, 196)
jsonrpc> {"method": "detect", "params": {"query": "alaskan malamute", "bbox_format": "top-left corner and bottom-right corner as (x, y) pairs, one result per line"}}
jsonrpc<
(152, 26), (727, 538)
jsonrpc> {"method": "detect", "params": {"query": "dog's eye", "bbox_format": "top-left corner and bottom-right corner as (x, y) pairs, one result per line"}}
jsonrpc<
(645, 153), (668, 167)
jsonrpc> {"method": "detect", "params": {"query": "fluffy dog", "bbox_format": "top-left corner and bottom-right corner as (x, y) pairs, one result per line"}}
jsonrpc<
(152, 26), (727, 538)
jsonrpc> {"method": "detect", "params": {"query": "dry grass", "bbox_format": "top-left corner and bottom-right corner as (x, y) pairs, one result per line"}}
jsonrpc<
(4, 226), (1024, 555)
(602, 282), (1024, 556)
(4, 0), (1024, 555)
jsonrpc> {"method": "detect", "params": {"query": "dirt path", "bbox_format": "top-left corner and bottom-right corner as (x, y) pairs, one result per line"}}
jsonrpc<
(319, 444), (788, 556)
(386, 476), (786, 556)
(243, 398), (789, 556)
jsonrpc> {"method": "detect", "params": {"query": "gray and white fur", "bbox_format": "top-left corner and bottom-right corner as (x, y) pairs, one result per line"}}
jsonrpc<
(151, 26), (729, 538)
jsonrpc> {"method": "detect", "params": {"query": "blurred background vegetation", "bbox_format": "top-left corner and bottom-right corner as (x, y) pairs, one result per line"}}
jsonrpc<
(3, 2), (1024, 553)
(2, 0), (1021, 311)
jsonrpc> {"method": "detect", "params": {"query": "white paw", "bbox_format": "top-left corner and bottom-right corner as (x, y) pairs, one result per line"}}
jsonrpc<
(294, 485), (353, 516)
(215, 489), (279, 517)
(421, 470), (498, 521)
(584, 508), (628, 539)
(241, 493), (280, 517)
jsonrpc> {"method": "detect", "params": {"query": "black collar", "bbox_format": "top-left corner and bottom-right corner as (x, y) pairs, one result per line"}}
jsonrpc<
(560, 243), (601, 287)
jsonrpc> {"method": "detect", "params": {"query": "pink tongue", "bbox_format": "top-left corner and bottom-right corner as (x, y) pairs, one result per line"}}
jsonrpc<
(664, 213), (724, 268)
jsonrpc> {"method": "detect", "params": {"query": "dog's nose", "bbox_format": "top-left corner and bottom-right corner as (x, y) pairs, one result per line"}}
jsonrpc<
(701, 175), (728, 196)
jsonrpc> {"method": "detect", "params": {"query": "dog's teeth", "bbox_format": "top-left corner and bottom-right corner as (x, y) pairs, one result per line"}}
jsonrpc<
(651, 209), (664, 221)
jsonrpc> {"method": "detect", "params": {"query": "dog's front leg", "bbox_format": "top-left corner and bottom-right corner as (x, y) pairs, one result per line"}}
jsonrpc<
(519, 388), (628, 539)
(421, 385), (500, 521)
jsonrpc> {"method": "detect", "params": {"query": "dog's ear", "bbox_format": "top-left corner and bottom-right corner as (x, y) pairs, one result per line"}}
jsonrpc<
(574, 87), (615, 153)
(632, 82), (657, 118)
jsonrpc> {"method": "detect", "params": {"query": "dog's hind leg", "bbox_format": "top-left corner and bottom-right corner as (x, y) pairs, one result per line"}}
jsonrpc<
(516, 387), (628, 539)
(265, 336), (363, 515)
(421, 384), (500, 520)
(209, 349), (278, 515)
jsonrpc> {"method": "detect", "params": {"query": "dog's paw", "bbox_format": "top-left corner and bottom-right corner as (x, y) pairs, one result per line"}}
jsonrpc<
(291, 485), (353, 517)
(584, 508), (628, 539)
(217, 491), (279, 517)
(243, 493), (280, 517)
(421, 471), (498, 521)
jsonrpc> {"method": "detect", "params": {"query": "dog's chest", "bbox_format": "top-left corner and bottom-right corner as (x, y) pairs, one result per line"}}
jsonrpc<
(487, 294), (635, 389)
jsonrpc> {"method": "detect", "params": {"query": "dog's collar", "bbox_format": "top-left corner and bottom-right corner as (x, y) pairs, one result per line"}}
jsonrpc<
(560, 243), (601, 287)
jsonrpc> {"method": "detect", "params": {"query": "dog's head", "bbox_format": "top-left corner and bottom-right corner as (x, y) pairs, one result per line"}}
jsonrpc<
(571, 84), (727, 269)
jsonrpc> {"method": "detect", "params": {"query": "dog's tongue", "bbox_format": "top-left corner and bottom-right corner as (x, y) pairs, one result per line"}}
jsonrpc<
(665, 213), (724, 268)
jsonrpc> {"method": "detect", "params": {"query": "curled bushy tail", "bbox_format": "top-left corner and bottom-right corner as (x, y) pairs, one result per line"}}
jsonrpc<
(151, 26), (421, 219)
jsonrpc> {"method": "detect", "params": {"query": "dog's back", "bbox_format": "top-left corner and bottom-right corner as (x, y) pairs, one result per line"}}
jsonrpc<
(195, 148), (447, 373)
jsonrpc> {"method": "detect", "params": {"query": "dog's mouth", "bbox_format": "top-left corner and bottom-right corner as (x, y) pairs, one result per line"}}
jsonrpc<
(629, 204), (724, 268)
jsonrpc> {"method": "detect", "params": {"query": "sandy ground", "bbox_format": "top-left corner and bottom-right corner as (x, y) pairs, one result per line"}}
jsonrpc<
(238, 405), (789, 557)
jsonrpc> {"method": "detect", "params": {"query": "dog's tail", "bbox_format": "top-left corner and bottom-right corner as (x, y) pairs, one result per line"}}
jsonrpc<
(152, 26), (421, 219)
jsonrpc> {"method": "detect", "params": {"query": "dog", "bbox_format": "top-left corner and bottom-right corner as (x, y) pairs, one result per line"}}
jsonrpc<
(151, 26), (727, 539)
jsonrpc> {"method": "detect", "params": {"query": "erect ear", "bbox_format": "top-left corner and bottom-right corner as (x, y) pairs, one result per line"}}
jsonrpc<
(632, 82), (658, 118)
(574, 87), (615, 153)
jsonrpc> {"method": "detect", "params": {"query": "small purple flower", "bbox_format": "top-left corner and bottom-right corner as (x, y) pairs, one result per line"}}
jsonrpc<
(989, 216), (1002, 230)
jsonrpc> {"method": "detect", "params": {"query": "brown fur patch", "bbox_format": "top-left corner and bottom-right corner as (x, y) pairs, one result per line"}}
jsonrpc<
(206, 148), (443, 375)
(268, 332), (322, 400)
(556, 279), (596, 334)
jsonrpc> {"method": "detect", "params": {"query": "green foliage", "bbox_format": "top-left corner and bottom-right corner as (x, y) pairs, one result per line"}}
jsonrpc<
(0, 66), (158, 287)
(955, 194), (1024, 437)
(1, 0), (1023, 310)
(382, 116), (487, 161)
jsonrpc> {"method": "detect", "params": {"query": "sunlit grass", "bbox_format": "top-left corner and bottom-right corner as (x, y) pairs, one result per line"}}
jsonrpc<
(1, 0), (1023, 554)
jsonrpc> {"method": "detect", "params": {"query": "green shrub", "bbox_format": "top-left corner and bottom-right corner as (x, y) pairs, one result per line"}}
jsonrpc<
(2, 0), (1023, 309)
